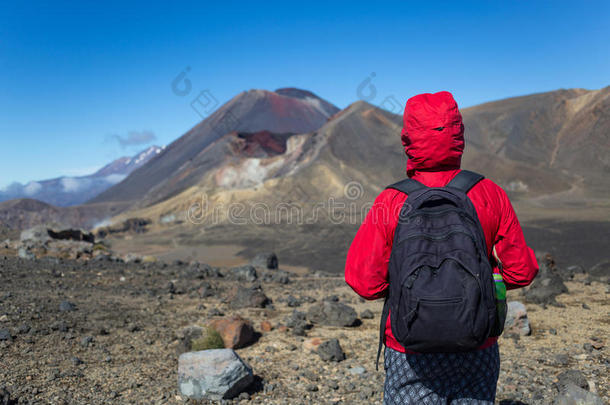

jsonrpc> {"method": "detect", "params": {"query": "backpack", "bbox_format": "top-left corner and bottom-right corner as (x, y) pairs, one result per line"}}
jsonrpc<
(376, 170), (505, 369)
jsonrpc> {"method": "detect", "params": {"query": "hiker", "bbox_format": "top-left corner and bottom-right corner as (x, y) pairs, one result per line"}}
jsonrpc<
(345, 91), (538, 404)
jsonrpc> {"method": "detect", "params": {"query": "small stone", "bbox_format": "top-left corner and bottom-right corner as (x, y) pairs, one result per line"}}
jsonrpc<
(348, 366), (366, 375)
(208, 308), (224, 317)
(286, 295), (301, 307)
(260, 321), (273, 332)
(317, 339), (345, 362)
(504, 301), (531, 335)
(360, 309), (374, 319)
(303, 338), (324, 353)
(553, 354), (570, 367)
(292, 324), (307, 336)
(359, 387), (374, 400)
(0, 328), (12, 341)
(71, 356), (84, 366)
(80, 336), (93, 348)
(326, 380), (339, 390)
(59, 301), (77, 312)
(126, 324), (140, 333)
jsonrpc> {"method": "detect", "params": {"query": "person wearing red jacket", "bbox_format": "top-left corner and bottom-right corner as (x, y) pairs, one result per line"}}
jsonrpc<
(345, 91), (538, 404)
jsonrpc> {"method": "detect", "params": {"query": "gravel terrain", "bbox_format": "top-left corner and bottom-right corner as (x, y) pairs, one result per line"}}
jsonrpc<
(0, 255), (608, 404)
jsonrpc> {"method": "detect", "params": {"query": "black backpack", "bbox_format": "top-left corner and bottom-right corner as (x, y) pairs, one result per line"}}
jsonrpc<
(376, 170), (504, 368)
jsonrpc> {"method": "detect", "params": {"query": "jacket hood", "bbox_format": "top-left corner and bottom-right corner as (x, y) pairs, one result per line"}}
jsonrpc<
(401, 91), (464, 177)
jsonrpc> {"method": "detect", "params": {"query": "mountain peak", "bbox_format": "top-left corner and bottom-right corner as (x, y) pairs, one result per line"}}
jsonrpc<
(274, 87), (323, 100)
(93, 145), (164, 178)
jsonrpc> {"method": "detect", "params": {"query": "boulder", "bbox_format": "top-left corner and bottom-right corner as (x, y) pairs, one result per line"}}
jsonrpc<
(317, 339), (345, 362)
(504, 301), (531, 335)
(588, 260), (610, 282)
(553, 384), (604, 405)
(307, 301), (358, 327)
(20, 225), (51, 243)
(227, 286), (270, 309)
(178, 349), (253, 400)
(524, 255), (568, 305)
(229, 265), (257, 282)
(556, 369), (589, 392)
(262, 270), (291, 284)
(251, 252), (278, 270)
(209, 316), (257, 349)
(47, 228), (94, 243)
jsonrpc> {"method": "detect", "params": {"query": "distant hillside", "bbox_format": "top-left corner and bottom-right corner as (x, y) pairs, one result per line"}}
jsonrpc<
(0, 198), (129, 231)
(0, 145), (164, 206)
(461, 87), (610, 197)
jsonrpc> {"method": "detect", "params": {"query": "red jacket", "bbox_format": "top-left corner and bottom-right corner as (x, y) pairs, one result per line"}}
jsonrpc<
(344, 91), (538, 353)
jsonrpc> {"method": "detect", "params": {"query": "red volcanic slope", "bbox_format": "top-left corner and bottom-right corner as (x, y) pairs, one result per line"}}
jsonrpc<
(236, 131), (289, 157)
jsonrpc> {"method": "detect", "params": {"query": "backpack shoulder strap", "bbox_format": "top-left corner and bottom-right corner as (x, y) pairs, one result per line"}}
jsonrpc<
(386, 178), (427, 195)
(446, 170), (484, 193)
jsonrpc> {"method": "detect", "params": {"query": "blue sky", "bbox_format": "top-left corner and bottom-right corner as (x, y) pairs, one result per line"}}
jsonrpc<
(1, 1), (608, 188)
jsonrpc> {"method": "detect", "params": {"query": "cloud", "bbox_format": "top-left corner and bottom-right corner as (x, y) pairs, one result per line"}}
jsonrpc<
(60, 177), (91, 193)
(111, 130), (157, 148)
(104, 174), (126, 184)
(23, 181), (42, 196)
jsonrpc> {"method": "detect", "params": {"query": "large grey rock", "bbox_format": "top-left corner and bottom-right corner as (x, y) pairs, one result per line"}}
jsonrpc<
(20, 225), (51, 243)
(524, 255), (568, 305)
(553, 383), (604, 405)
(227, 286), (270, 309)
(178, 349), (253, 400)
(504, 301), (531, 335)
(307, 301), (358, 327)
(556, 370), (589, 392)
(251, 252), (278, 270)
(588, 260), (610, 282)
(229, 265), (257, 282)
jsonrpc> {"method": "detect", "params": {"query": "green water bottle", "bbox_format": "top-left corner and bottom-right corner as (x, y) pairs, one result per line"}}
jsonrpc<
(491, 273), (507, 336)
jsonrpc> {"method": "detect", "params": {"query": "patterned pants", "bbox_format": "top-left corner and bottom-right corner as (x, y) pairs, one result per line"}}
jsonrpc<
(384, 344), (500, 404)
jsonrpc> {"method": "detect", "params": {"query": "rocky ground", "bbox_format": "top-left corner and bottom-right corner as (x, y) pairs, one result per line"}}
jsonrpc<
(0, 253), (608, 404)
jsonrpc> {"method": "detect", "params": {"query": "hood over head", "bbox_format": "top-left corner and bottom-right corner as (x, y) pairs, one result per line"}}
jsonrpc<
(401, 91), (464, 177)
